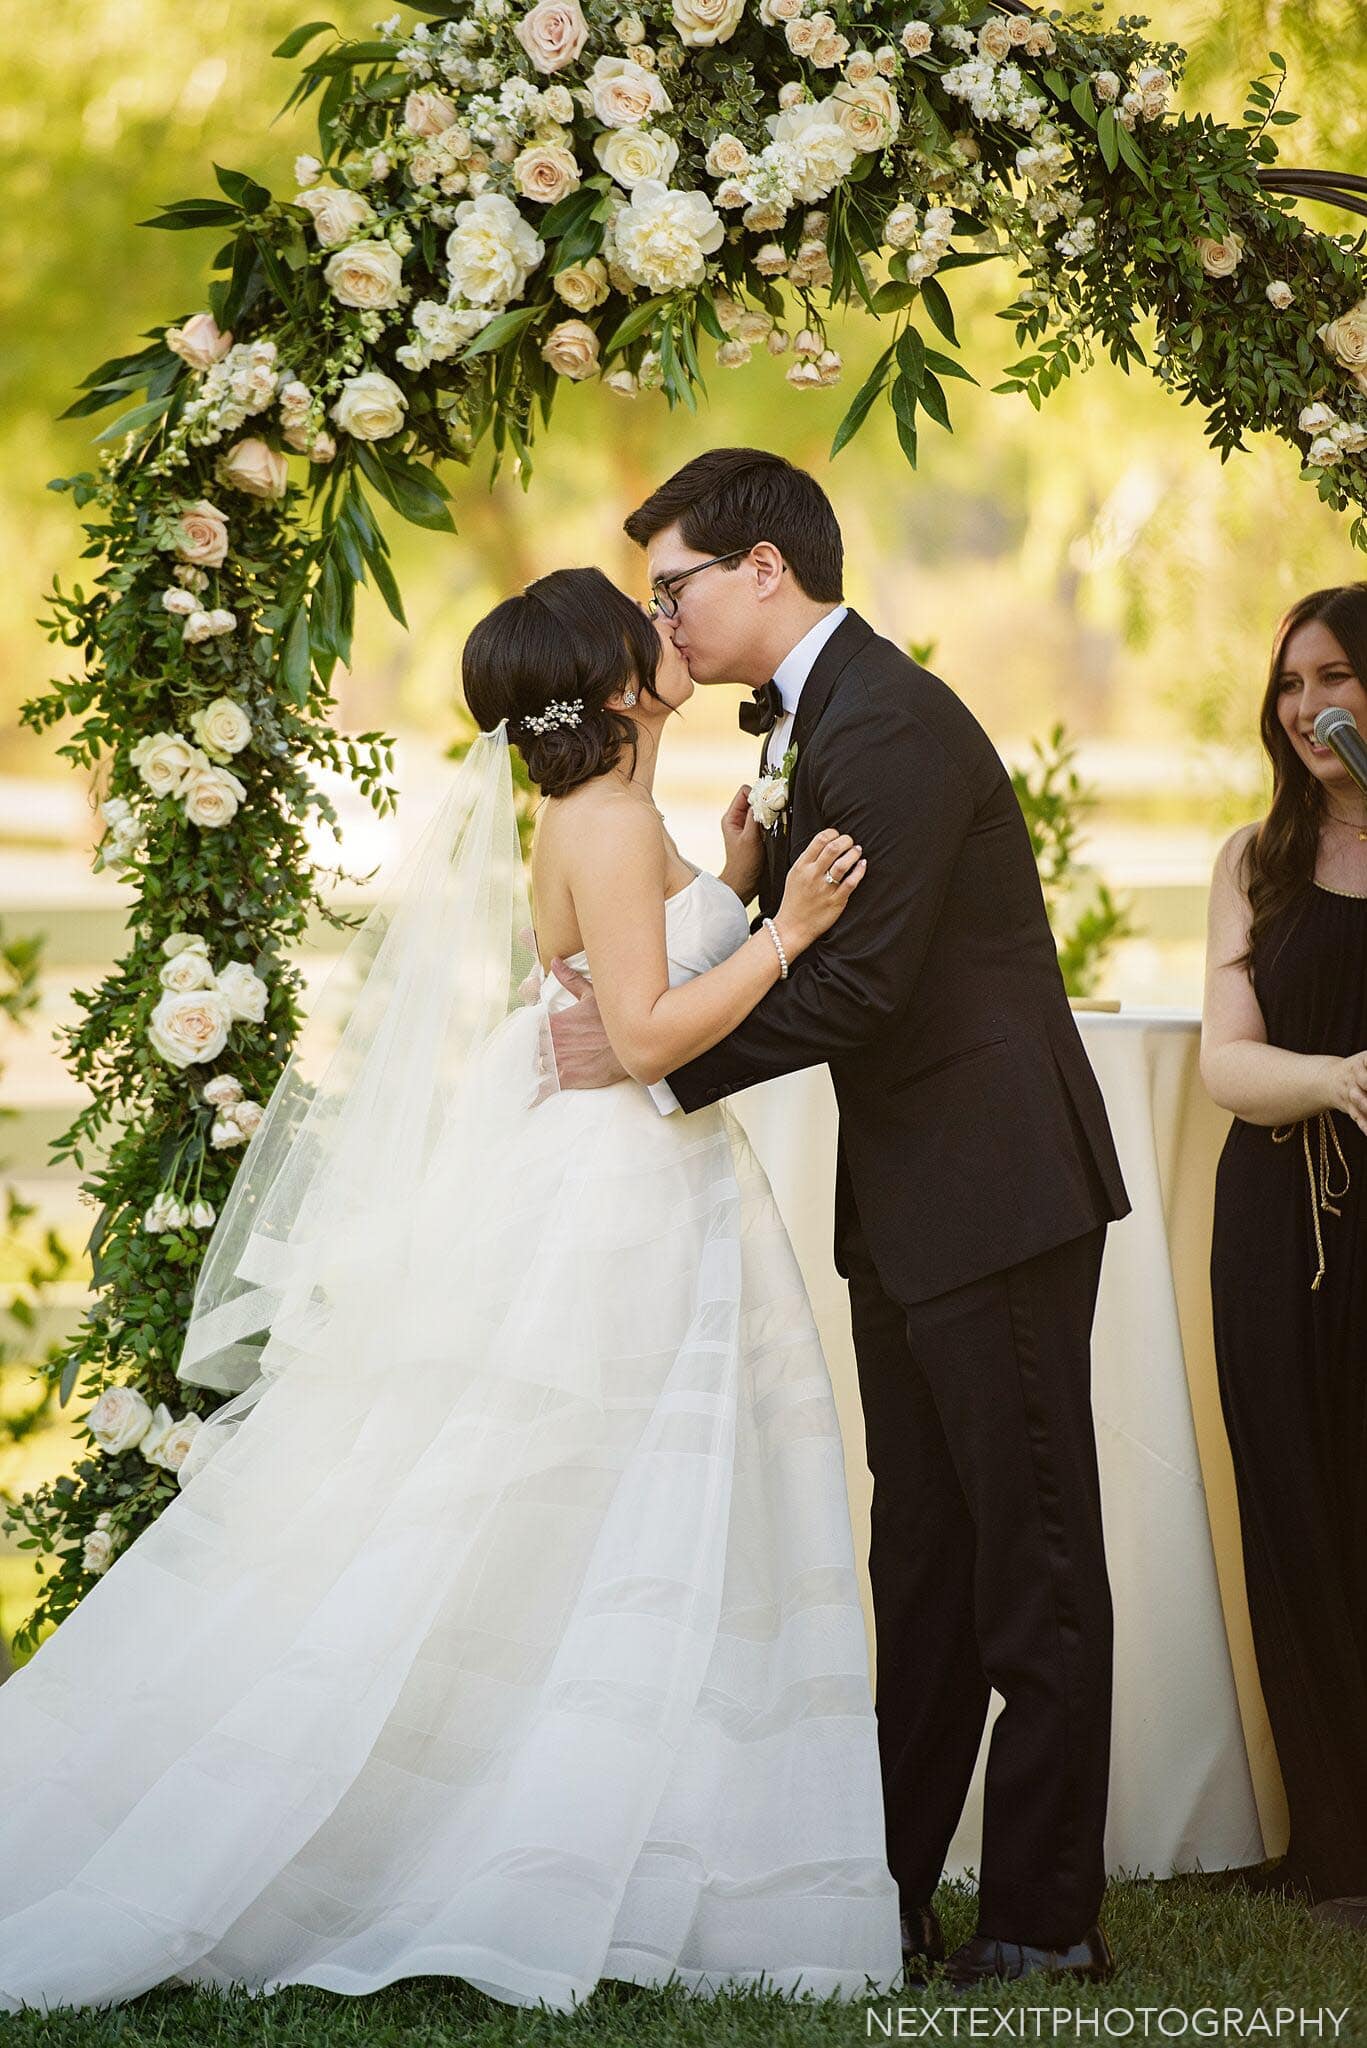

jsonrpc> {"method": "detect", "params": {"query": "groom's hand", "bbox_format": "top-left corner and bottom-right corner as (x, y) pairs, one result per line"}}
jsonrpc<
(545, 960), (630, 1090)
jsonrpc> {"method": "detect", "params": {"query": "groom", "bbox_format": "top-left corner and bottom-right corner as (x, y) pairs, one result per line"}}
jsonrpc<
(547, 448), (1130, 1992)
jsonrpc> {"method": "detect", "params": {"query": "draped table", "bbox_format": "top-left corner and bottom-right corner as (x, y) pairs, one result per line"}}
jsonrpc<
(727, 1007), (1282, 1885)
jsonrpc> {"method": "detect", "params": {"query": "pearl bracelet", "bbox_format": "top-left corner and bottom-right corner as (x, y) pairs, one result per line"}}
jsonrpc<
(761, 916), (789, 980)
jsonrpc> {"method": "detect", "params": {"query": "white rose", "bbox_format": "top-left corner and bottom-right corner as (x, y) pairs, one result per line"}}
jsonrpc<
(233, 1098), (264, 1137)
(219, 437), (289, 499)
(404, 88), (459, 136)
(331, 370), (409, 440)
(672, 0), (745, 47)
(1194, 232), (1243, 279)
(1024, 22), (1055, 56)
(324, 239), (405, 309)
(554, 258), (610, 310)
(1331, 419), (1367, 454)
(161, 586), (198, 615)
(82, 1529), (115, 1574)
(137, 1402), (179, 1468)
(616, 10), (647, 42)
(159, 948), (218, 993)
(87, 1384), (154, 1454)
(163, 931), (210, 959)
(1307, 435), (1343, 469)
(612, 179), (724, 292)
(875, 44), (898, 74)
(884, 203), (919, 249)
(202, 1073), (245, 1106)
(515, 0), (589, 73)
(182, 608), (235, 644)
(594, 125), (679, 189)
(513, 142), (582, 205)
(147, 1413), (203, 1473)
(717, 338), (751, 367)
(190, 1199), (217, 1228)
(131, 730), (199, 798)
(1092, 70), (1121, 103)
(189, 696), (252, 759)
(754, 241), (789, 275)
(813, 33), (849, 68)
(296, 184), (375, 247)
(605, 368), (639, 396)
(214, 960), (268, 1021)
(705, 133), (750, 178)
(172, 499), (229, 568)
(540, 319), (601, 380)
(978, 18), (1012, 60)
(211, 1112), (248, 1149)
(165, 312), (233, 370)
(587, 55), (672, 127)
(1299, 402), (1340, 434)
(827, 76), (900, 152)
(748, 771), (789, 827)
(181, 763), (248, 830)
(777, 80), (805, 108)
(149, 986), (234, 1067)
(1265, 280), (1294, 310)
(1318, 296), (1367, 370)
(786, 17), (819, 55)
(714, 177), (748, 209)
(445, 191), (545, 305)
(845, 49), (876, 83)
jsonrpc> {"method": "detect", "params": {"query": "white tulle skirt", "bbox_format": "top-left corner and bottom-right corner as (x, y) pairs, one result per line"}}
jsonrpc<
(0, 1061), (902, 2016)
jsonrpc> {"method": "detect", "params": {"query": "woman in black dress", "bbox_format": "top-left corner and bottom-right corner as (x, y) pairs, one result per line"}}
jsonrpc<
(1202, 583), (1367, 1921)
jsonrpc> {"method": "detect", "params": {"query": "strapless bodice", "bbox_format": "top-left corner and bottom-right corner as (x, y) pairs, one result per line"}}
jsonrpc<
(538, 867), (752, 1012)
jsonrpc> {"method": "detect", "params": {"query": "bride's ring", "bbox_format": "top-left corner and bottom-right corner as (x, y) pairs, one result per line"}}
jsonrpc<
(824, 867), (839, 885)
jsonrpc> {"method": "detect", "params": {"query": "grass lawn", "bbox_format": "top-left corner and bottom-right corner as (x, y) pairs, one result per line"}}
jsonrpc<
(2, 1875), (1364, 2044)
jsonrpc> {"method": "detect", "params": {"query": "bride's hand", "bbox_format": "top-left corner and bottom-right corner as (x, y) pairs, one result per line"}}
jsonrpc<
(720, 785), (764, 901)
(774, 830), (866, 956)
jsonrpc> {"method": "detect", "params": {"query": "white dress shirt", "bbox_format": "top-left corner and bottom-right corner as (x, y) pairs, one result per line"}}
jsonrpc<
(649, 604), (850, 1115)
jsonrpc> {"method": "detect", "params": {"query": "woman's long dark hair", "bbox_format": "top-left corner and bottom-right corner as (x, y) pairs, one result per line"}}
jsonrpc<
(1239, 583), (1367, 971)
(461, 566), (666, 798)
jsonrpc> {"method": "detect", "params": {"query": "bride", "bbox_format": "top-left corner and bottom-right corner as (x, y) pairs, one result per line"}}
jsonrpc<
(0, 564), (899, 2016)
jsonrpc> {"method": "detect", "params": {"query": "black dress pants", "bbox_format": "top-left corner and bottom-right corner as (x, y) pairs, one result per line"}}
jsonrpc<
(840, 1212), (1114, 1947)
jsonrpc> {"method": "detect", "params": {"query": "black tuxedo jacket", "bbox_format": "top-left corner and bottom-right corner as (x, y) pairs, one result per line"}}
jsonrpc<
(663, 607), (1131, 1303)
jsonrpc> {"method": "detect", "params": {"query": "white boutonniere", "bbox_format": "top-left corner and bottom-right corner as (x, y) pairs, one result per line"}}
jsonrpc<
(748, 743), (797, 831)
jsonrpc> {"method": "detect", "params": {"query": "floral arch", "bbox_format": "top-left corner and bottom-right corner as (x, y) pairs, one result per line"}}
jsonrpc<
(8, 0), (1367, 1642)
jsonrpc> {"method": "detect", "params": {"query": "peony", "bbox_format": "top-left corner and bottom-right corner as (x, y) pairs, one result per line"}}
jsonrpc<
(330, 370), (409, 440)
(215, 960), (268, 1022)
(764, 100), (858, 200)
(515, 0), (589, 73)
(513, 141), (582, 205)
(172, 499), (229, 568)
(182, 762), (247, 829)
(611, 179), (724, 292)
(165, 312), (233, 370)
(594, 124), (679, 188)
(672, 0), (745, 46)
(1194, 231), (1243, 279)
(445, 191), (545, 305)
(1318, 295), (1367, 371)
(219, 437), (289, 499)
(404, 88), (458, 135)
(131, 730), (199, 798)
(541, 318), (601, 379)
(553, 257), (611, 311)
(586, 54), (672, 127)
(189, 696), (252, 758)
(87, 1384), (154, 1454)
(159, 947), (218, 993)
(324, 239), (405, 309)
(705, 133), (750, 178)
(828, 76), (901, 152)
(296, 184), (375, 247)
(148, 986), (235, 1067)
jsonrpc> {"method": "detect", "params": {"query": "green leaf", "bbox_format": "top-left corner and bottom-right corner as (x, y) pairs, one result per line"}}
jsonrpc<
(280, 606), (312, 706)
(1069, 80), (1098, 128)
(920, 276), (958, 346)
(273, 19), (335, 57)
(1097, 106), (1120, 174)
(1114, 120), (1152, 189)
(214, 164), (272, 214)
(871, 281), (919, 314)
(895, 324), (925, 388)
(918, 370), (952, 431)
(922, 347), (977, 385)
(829, 339), (895, 459)
(354, 443), (456, 532)
(460, 302), (544, 358)
(604, 296), (671, 354)
(92, 394), (173, 444)
(895, 404), (918, 471)
(138, 200), (242, 230)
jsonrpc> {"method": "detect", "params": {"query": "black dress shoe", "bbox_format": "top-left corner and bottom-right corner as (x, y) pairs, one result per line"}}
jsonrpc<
(941, 1923), (1114, 1992)
(899, 1902), (945, 1983)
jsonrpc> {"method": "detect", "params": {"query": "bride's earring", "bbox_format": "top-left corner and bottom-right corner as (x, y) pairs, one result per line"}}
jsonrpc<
(623, 689), (637, 706)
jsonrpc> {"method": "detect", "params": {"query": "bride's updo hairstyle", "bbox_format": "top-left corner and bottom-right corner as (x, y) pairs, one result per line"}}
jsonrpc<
(463, 566), (665, 798)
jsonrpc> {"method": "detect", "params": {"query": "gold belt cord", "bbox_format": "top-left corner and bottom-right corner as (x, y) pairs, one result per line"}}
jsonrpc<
(1271, 1109), (1351, 1292)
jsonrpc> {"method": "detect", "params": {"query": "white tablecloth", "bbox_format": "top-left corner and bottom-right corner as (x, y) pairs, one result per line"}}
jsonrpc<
(727, 1009), (1278, 1885)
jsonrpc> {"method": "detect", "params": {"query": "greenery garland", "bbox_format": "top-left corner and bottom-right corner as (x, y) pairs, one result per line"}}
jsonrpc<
(7, 0), (1367, 1651)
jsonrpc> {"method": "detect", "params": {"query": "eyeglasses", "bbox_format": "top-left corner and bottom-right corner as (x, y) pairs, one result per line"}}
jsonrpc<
(647, 549), (750, 619)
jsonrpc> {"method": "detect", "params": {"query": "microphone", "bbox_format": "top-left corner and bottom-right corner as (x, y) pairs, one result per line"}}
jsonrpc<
(1312, 707), (1367, 800)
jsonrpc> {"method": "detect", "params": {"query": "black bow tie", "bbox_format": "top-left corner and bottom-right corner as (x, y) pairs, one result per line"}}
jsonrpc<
(738, 678), (783, 736)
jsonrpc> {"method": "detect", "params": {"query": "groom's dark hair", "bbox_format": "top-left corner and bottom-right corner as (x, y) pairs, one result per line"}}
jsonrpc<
(624, 449), (844, 602)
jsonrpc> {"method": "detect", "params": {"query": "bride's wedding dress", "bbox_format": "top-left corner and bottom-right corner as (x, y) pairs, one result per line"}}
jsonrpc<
(0, 862), (902, 2015)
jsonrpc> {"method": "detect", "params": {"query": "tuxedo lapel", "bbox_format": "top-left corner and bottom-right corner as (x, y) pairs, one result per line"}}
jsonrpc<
(758, 607), (875, 919)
